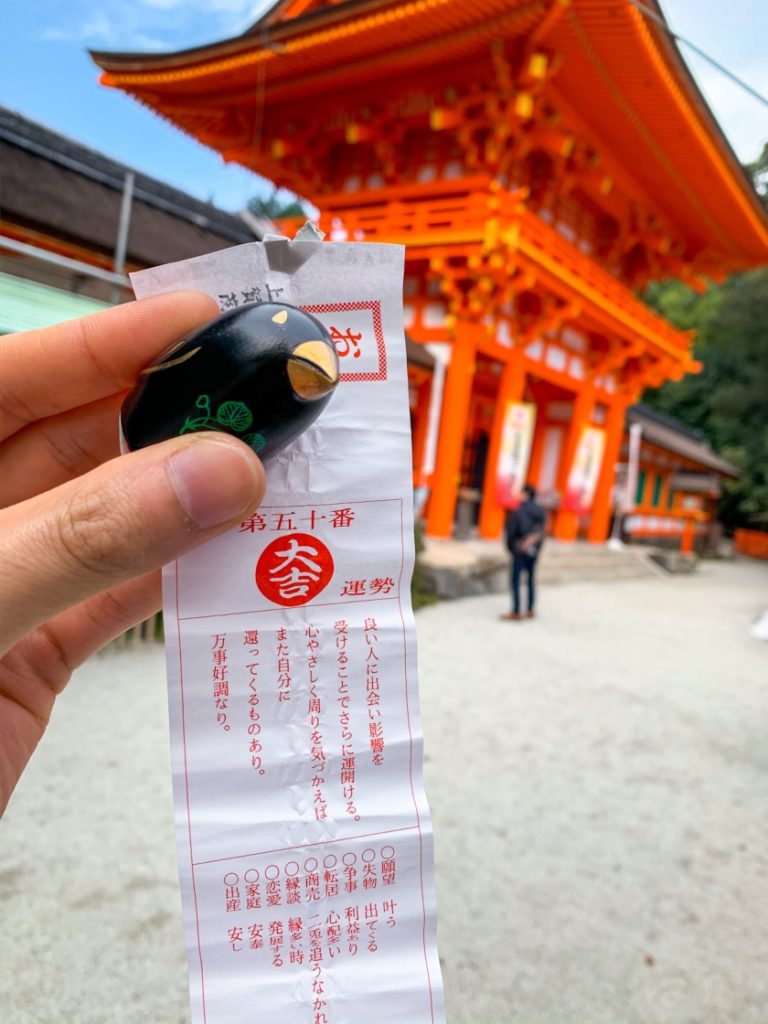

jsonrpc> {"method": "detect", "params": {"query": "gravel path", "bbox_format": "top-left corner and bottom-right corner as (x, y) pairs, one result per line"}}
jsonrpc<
(2, 559), (766, 1024)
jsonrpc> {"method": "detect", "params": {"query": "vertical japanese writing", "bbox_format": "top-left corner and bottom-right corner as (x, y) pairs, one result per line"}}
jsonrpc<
(363, 618), (383, 764)
(381, 845), (396, 887)
(276, 627), (291, 703)
(365, 902), (378, 952)
(306, 626), (327, 822)
(266, 864), (282, 909)
(345, 905), (360, 955)
(245, 868), (262, 913)
(362, 847), (378, 892)
(288, 915), (304, 965)
(223, 871), (241, 915)
(219, 849), (399, 982)
(343, 851), (357, 895)
(211, 633), (230, 731)
(335, 620), (360, 821)
(214, 615), (396, 802)
(311, 949), (326, 1024)
(286, 862), (301, 907)
(243, 629), (265, 774)
(269, 920), (284, 968)
(326, 909), (342, 960)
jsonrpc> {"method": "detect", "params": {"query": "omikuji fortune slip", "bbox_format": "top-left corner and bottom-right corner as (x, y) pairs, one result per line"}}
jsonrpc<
(130, 237), (445, 1024)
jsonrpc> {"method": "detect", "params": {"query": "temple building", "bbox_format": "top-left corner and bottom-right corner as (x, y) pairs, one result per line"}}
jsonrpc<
(620, 403), (738, 547)
(0, 107), (258, 331)
(92, 0), (767, 543)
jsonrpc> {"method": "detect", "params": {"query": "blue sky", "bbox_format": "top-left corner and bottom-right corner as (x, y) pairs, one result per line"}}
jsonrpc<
(1, 0), (766, 213)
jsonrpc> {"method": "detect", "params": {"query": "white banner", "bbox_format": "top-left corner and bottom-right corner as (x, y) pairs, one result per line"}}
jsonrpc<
(563, 425), (606, 515)
(132, 239), (444, 1024)
(495, 401), (536, 508)
(624, 422), (643, 514)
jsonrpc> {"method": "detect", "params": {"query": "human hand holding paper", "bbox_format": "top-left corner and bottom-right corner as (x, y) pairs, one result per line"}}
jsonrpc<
(0, 292), (265, 815)
(131, 239), (445, 1024)
(0, 241), (444, 1022)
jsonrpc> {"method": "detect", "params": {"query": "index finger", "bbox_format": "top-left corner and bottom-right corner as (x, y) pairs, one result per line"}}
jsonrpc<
(0, 290), (219, 442)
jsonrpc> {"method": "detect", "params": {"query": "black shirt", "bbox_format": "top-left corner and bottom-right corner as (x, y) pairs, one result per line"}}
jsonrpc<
(505, 499), (546, 555)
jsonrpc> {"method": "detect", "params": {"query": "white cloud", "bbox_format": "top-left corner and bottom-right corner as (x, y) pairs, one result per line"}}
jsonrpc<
(131, 32), (169, 51)
(42, 13), (116, 43)
(139, 0), (269, 17)
(41, 0), (272, 53)
(42, 5), (172, 50)
(135, 0), (276, 40)
(38, 0), (275, 52)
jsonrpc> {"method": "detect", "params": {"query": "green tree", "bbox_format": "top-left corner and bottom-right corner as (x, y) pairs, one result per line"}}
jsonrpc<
(247, 193), (306, 220)
(643, 267), (768, 528)
(744, 142), (768, 209)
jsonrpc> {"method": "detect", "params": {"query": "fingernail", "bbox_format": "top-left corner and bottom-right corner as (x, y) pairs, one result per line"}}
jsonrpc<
(169, 437), (262, 530)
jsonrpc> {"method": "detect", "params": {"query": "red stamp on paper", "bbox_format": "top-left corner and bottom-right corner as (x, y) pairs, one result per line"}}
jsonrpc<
(256, 533), (335, 607)
(302, 301), (387, 382)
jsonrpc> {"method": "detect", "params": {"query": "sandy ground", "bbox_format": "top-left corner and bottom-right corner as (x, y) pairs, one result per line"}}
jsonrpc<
(1, 559), (767, 1024)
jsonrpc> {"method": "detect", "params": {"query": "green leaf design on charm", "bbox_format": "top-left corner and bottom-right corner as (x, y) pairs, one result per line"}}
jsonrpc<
(179, 394), (216, 435)
(215, 400), (253, 433)
(178, 394), (256, 438)
(179, 417), (208, 434)
(242, 432), (266, 453)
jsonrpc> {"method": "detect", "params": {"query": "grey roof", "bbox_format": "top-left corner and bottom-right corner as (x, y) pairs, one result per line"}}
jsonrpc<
(0, 107), (256, 255)
(405, 336), (435, 370)
(628, 403), (739, 478)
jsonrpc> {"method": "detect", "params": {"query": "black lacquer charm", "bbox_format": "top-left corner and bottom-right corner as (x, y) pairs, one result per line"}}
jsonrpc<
(121, 302), (339, 459)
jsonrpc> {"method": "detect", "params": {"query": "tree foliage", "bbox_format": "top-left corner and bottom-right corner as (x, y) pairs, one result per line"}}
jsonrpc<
(744, 142), (768, 209)
(643, 268), (768, 528)
(247, 193), (306, 220)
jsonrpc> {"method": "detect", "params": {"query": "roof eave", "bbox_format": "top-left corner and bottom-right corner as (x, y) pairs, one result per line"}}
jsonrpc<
(628, 405), (740, 478)
(89, 0), (392, 74)
(244, 0), (385, 35)
(89, 0), (768, 256)
(640, 0), (768, 233)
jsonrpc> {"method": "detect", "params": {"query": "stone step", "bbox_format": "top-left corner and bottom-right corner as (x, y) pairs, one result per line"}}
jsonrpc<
(419, 537), (659, 599)
(538, 560), (649, 573)
(540, 551), (644, 565)
(538, 566), (654, 583)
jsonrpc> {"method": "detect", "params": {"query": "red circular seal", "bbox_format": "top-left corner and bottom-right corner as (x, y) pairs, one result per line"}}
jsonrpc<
(256, 533), (334, 607)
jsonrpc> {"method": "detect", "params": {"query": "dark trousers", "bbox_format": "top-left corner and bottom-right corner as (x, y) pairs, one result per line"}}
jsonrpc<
(511, 552), (538, 614)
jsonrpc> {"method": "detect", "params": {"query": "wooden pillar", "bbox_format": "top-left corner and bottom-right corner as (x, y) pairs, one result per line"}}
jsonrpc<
(587, 396), (628, 544)
(478, 347), (526, 539)
(526, 406), (548, 489)
(425, 322), (476, 538)
(411, 374), (432, 487)
(552, 383), (595, 541)
(681, 514), (695, 555)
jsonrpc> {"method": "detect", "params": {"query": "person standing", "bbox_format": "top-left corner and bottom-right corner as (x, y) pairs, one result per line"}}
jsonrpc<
(501, 484), (546, 621)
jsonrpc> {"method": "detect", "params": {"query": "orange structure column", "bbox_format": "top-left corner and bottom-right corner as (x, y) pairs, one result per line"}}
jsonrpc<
(680, 514), (695, 555)
(552, 384), (596, 541)
(425, 321), (476, 538)
(478, 347), (526, 540)
(587, 396), (628, 543)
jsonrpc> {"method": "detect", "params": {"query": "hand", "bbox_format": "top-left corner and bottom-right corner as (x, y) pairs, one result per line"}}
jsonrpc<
(0, 293), (266, 814)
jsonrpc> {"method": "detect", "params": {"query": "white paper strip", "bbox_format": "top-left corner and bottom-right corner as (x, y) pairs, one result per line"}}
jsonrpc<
(131, 240), (444, 1024)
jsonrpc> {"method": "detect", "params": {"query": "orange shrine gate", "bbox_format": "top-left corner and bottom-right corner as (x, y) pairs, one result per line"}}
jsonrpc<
(93, 0), (768, 542)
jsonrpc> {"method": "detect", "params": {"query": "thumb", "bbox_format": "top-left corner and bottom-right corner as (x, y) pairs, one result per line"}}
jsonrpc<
(0, 433), (264, 653)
